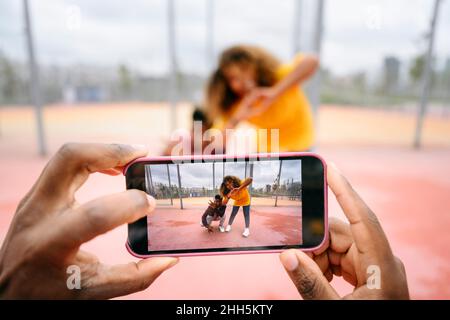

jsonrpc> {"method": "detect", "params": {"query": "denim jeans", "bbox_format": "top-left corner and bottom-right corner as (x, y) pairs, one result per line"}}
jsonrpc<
(228, 205), (250, 228)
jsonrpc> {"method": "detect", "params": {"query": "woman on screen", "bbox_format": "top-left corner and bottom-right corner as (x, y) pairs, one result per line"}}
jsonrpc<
(220, 175), (253, 237)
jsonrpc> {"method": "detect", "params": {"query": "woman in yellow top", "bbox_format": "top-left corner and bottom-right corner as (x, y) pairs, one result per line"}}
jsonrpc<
(206, 45), (318, 152)
(220, 175), (253, 237)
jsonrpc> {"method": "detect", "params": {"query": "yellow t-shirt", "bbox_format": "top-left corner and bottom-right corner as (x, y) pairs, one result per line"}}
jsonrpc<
(215, 53), (315, 152)
(225, 187), (251, 206)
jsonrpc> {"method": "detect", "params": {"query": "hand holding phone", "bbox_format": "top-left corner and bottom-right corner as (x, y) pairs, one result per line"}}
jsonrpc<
(280, 164), (409, 300)
(0, 143), (178, 299)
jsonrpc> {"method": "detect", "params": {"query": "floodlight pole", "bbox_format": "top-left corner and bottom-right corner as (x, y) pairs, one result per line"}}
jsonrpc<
(168, 0), (178, 132)
(292, 0), (303, 54)
(145, 166), (154, 195)
(206, 0), (215, 67)
(244, 162), (247, 178)
(249, 162), (254, 192)
(176, 164), (183, 209)
(310, 0), (325, 118)
(148, 165), (154, 192)
(145, 166), (150, 194)
(274, 160), (283, 207)
(414, 0), (441, 149)
(23, 0), (47, 156)
(212, 162), (215, 192)
(166, 164), (173, 205)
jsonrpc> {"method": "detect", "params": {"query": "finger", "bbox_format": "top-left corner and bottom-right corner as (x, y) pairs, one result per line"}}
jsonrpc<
(328, 251), (342, 267)
(328, 217), (353, 253)
(15, 161), (51, 212)
(312, 217), (352, 257)
(324, 269), (333, 282)
(280, 249), (339, 300)
(342, 270), (357, 286)
(50, 190), (155, 250)
(327, 163), (392, 259)
(98, 168), (123, 176)
(340, 247), (359, 285)
(330, 264), (342, 277)
(312, 251), (329, 274)
(33, 143), (148, 207)
(82, 257), (179, 299)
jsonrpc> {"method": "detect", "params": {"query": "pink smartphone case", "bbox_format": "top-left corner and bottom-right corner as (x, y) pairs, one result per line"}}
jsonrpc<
(123, 152), (328, 258)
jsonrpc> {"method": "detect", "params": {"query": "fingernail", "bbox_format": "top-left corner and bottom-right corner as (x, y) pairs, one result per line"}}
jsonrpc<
(146, 195), (156, 213)
(328, 162), (341, 174)
(167, 258), (179, 269)
(280, 250), (299, 272)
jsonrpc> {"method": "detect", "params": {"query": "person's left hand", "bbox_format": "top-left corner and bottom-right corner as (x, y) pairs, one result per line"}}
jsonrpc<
(279, 164), (409, 300)
(0, 143), (179, 299)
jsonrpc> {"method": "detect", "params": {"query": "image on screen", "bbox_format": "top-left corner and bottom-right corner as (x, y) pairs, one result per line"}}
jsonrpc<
(143, 159), (302, 251)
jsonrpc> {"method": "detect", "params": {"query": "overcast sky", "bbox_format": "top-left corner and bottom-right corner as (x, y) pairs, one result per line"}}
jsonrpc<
(147, 159), (301, 190)
(0, 0), (449, 77)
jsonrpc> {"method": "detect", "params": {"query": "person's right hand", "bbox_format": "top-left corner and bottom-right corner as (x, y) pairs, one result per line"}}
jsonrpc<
(280, 164), (409, 299)
(0, 143), (178, 299)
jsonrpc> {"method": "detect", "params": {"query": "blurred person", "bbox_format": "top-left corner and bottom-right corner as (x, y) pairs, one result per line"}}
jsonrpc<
(0, 143), (178, 299)
(201, 194), (227, 233)
(206, 45), (318, 152)
(279, 164), (410, 300)
(219, 176), (253, 237)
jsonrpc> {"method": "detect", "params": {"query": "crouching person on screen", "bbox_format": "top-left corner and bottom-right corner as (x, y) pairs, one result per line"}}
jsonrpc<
(201, 194), (227, 233)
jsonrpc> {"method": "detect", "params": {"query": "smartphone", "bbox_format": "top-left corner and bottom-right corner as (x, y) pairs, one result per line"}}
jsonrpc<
(124, 152), (327, 258)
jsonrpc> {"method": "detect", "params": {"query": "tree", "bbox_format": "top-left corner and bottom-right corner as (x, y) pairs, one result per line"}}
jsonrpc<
(118, 64), (132, 98)
(409, 54), (425, 85)
(352, 71), (367, 93)
(0, 53), (20, 104)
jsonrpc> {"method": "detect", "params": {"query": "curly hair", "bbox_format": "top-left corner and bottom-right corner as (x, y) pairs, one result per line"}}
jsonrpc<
(205, 44), (280, 120)
(219, 175), (242, 197)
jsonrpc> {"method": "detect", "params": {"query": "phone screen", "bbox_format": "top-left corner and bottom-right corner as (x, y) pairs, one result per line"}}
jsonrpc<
(126, 154), (326, 256)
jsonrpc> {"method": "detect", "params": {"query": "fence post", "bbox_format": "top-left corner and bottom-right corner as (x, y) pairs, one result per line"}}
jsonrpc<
(212, 162), (215, 194)
(166, 164), (173, 205)
(274, 160), (283, 207)
(414, 0), (441, 149)
(23, 0), (47, 156)
(176, 164), (183, 209)
(167, 0), (178, 132)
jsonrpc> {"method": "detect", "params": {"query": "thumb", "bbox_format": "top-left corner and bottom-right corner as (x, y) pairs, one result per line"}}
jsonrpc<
(83, 257), (179, 299)
(280, 249), (339, 300)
